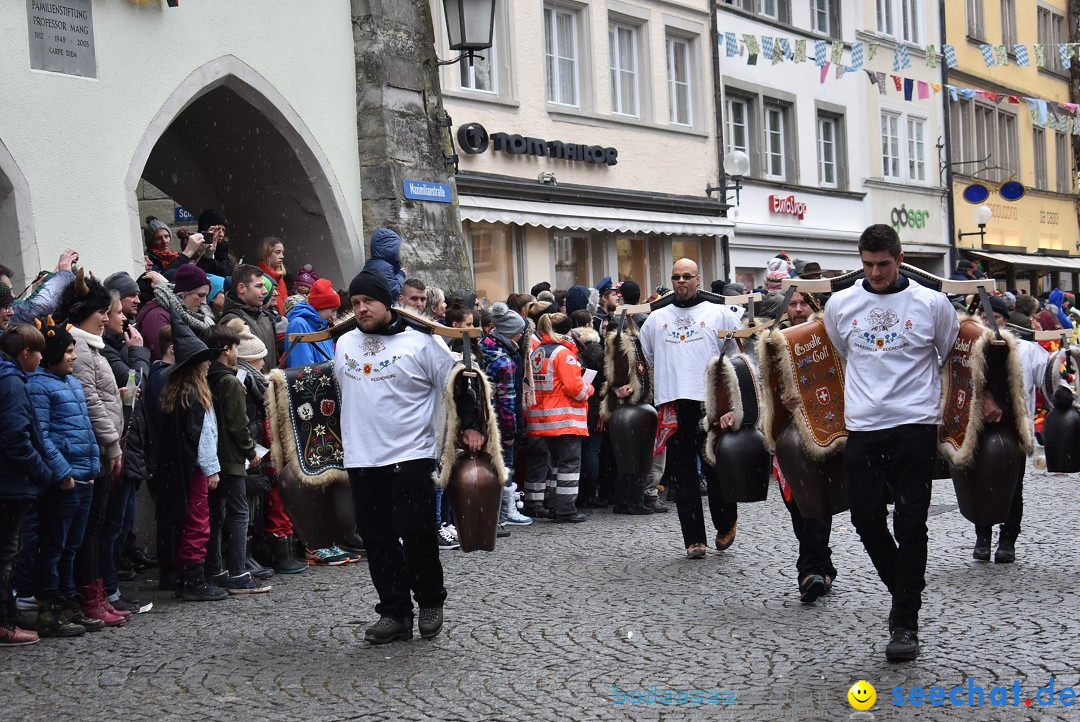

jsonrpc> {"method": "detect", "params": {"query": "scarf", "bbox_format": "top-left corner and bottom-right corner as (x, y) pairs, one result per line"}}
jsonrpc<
(148, 247), (180, 269)
(154, 283), (214, 333)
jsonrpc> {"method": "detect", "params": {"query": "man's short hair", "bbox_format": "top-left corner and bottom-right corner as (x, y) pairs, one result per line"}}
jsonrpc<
(158, 325), (173, 354)
(0, 323), (46, 356)
(204, 324), (240, 351)
(0, 264), (14, 281)
(403, 278), (426, 294)
(858, 224), (902, 258)
(232, 264), (264, 289)
(955, 259), (975, 272)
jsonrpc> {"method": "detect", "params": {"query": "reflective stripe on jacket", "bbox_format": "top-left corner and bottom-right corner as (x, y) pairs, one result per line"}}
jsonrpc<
(526, 336), (591, 436)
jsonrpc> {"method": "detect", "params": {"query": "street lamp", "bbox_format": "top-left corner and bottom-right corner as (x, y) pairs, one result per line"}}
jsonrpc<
(440, 0), (496, 66)
(957, 204), (992, 245)
(706, 150), (750, 206)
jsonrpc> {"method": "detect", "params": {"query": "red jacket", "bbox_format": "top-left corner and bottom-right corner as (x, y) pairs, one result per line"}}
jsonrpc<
(258, 261), (287, 316)
(527, 335), (592, 437)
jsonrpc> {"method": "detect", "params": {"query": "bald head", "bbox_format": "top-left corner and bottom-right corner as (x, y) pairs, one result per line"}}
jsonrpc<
(671, 258), (700, 301)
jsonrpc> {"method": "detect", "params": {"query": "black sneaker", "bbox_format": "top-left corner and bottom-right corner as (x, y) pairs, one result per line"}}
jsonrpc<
(125, 546), (158, 571)
(885, 627), (920, 662)
(114, 595), (153, 614)
(340, 533), (366, 554)
(798, 574), (827, 604)
(973, 533), (991, 561)
(418, 607), (443, 640)
(995, 537), (1016, 563)
(364, 616), (413, 644)
(643, 498), (669, 513)
(554, 511), (587, 523)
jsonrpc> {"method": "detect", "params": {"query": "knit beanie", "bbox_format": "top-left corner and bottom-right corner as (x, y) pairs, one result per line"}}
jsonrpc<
(104, 272), (140, 298)
(348, 269), (392, 309)
(283, 294), (305, 315)
(226, 318), (268, 361)
(58, 269), (113, 324)
(173, 263), (210, 293)
(197, 208), (228, 234)
(618, 279), (641, 305)
(491, 301), (526, 337)
(984, 294), (1010, 321)
(41, 318), (75, 367)
(207, 274), (226, 303)
(293, 264), (318, 290)
(262, 276), (276, 307)
(565, 285), (591, 315)
(307, 279), (339, 311)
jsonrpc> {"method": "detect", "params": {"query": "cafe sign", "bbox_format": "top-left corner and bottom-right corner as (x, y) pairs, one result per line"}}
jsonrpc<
(769, 194), (807, 220)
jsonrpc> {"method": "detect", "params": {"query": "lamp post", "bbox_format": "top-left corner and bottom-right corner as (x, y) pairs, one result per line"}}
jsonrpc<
(707, 150), (750, 206)
(957, 204), (992, 246)
(440, 0), (496, 66)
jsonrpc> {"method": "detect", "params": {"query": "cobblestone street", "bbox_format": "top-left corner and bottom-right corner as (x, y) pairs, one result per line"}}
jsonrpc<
(5, 460), (1079, 721)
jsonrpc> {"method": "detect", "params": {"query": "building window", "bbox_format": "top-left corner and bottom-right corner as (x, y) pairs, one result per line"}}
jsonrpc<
(881, 112), (901, 179)
(876, 0), (894, 36)
(957, 103), (1020, 182)
(460, 28), (496, 93)
(609, 22), (639, 117)
(998, 112), (1018, 181)
(907, 117), (926, 182)
(721, 0), (753, 10)
(764, 103), (787, 180)
(1037, 7), (1066, 74)
(1000, 0), (1016, 46)
(950, 98), (974, 165)
(544, 5), (579, 106)
(1056, 132), (1071, 194)
(467, 222), (516, 307)
(1033, 128), (1048, 190)
(817, 115), (838, 188)
(810, 0), (835, 37)
(877, 0), (919, 43)
(900, 0), (920, 44)
(726, 96), (750, 155)
(666, 36), (692, 126)
(967, 0), (984, 40)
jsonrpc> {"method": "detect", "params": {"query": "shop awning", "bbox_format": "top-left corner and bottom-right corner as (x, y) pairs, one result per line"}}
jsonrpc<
(458, 195), (734, 236)
(968, 250), (1080, 272)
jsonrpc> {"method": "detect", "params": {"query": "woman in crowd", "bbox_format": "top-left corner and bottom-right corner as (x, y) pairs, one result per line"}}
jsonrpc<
(257, 238), (288, 316)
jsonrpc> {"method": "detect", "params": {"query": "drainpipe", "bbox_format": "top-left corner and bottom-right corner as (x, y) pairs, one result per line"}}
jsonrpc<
(939, 0), (958, 274)
(710, 0), (731, 282)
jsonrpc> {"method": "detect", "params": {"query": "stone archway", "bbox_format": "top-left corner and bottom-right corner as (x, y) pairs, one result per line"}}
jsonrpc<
(126, 56), (361, 286)
(0, 137), (38, 290)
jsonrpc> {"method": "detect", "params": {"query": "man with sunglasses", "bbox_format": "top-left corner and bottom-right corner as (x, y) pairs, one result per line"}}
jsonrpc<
(639, 258), (740, 559)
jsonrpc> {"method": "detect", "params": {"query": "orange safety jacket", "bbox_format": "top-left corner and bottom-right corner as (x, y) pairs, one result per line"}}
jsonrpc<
(527, 334), (592, 436)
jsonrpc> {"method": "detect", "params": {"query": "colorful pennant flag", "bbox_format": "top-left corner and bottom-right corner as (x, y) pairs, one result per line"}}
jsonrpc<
(925, 44), (937, 68)
(1014, 44), (1029, 66)
(943, 44), (958, 68)
(868, 43), (879, 60)
(903, 78), (914, 101)
(814, 40), (827, 66)
(993, 45), (1008, 66)
(1034, 43), (1046, 68)
(980, 44), (995, 67)
(1059, 43), (1073, 69)
(725, 32), (738, 57)
(794, 39), (806, 63)
(845, 42), (864, 72)
(820, 62), (831, 84)
(831, 41), (844, 66)
(917, 81), (930, 100)
(876, 71), (887, 95)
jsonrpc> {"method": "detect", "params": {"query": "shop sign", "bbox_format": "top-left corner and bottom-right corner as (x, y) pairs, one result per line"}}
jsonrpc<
(769, 194), (807, 220)
(27, 0), (96, 78)
(890, 205), (930, 229)
(402, 179), (452, 203)
(457, 122), (618, 166)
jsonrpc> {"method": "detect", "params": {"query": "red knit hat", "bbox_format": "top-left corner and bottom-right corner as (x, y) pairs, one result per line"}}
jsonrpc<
(307, 278), (339, 311)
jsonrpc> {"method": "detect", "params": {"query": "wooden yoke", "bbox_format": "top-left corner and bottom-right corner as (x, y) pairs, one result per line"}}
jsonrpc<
(781, 263), (1002, 295)
(288, 308), (483, 345)
(616, 291), (771, 339)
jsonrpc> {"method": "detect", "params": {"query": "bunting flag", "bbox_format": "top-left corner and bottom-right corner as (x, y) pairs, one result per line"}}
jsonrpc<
(744, 33), (759, 65)
(831, 41), (844, 65)
(1037, 99), (1049, 126)
(865, 69), (878, 86)
(814, 40), (827, 66)
(892, 74), (903, 91)
(794, 38), (806, 63)
(1007, 95), (1021, 104)
(725, 32), (739, 57)
(1034, 43), (1046, 68)
(1024, 98), (1039, 125)
(893, 45), (911, 70)
(948, 84), (959, 101)
(932, 82), (941, 92)
(904, 78), (914, 101)
(877, 71), (887, 95)
(980, 44), (995, 67)
(1015, 44), (1029, 66)
(944, 44), (958, 68)
(925, 44), (937, 68)
(845, 42), (865, 72)
(761, 36), (775, 61)
(993, 44), (1008, 66)
(779, 38), (792, 59)
(868, 43), (879, 60)
(918, 80), (930, 100)
(772, 37), (785, 65)
(820, 62), (831, 84)
(1059, 43), (1073, 69)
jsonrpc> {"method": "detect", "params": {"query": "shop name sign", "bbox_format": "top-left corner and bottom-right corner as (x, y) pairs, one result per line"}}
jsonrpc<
(457, 123), (618, 166)
(769, 194), (807, 220)
(26, 0), (96, 78)
(890, 205), (930, 229)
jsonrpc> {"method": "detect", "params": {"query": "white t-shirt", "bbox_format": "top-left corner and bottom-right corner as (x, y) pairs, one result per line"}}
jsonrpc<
(823, 278), (960, 432)
(640, 298), (741, 406)
(1015, 337), (1050, 423)
(335, 325), (455, 468)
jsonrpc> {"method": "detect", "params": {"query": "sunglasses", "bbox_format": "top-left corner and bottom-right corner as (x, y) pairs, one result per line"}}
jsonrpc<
(671, 273), (698, 282)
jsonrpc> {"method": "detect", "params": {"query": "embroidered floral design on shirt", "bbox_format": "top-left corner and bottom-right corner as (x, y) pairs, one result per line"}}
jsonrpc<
(850, 312), (915, 352)
(344, 352), (401, 377)
(662, 316), (707, 343)
(361, 337), (387, 357)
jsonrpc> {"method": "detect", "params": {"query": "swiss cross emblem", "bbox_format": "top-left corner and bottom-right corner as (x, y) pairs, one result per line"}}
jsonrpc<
(816, 387), (831, 405)
(957, 389), (966, 409)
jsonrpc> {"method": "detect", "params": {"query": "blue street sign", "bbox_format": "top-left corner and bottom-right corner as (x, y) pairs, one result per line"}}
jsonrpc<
(175, 206), (195, 223)
(402, 179), (452, 203)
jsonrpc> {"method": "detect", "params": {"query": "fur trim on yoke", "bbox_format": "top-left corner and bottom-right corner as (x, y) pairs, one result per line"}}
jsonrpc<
(572, 326), (600, 345)
(701, 354), (744, 467)
(600, 330), (642, 421)
(265, 368), (348, 487)
(437, 364), (507, 489)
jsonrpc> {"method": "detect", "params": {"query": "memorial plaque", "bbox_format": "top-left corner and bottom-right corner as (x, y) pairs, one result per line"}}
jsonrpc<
(27, 0), (96, 78)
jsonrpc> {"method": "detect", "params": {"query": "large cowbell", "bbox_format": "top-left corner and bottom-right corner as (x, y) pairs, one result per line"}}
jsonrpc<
(773, 424), (848, 520)
(951, 425), (1023, 526)
(1043, 350), (1080, 472)
(277, 467), (356, 550)
(446, 453), (502, 552)
(609, 404), (658, 476)
(713, 356), (770, 503)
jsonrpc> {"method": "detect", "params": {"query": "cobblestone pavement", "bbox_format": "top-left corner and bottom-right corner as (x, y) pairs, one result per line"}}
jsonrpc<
(5, 459), (1079, 721)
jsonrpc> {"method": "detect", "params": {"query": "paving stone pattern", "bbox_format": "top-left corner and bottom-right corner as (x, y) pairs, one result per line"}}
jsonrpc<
(5, 459), (1079, 721)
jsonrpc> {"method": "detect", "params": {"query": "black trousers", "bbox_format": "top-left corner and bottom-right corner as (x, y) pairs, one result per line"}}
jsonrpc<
(350, 460), (446, 620)
(975, 464), (1024, 541)
(207, 475), (250, 577)
(73, 472), (110, 587)
(845, 424), (937, 632)
(668, 400), (737, 548)
(783, 492), (836, 580)
(0, 499), (34, 627)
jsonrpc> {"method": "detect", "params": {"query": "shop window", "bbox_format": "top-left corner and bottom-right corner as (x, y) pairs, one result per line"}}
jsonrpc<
(617, 237), (648, 289)
(554, 233), (592, 289)
(468, 221), (516, 307)
(609, 21), (640, 117)
(545, 4), (580, 106)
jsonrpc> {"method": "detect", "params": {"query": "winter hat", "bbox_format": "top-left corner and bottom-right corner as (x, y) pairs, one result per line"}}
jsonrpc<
(491, 301), (526, 337)
(0, 282), (13, 308)
(166, 310), (221, 377)
(618, 279), (641, 305)
(1015, 294), (1038, 317)
(1002, 291), (1017, 310)
(565, 285), (591, 315)
(596, 276), (614, 296)
(104, 272), (140, 298)
(983, 294), (1010, 321)
(197, 208), (228, 234)
(58, 269), (113, 324)
(207, 274), (226, 303)
(348, 268), (393, 308)
(173, 263), (210, 294)
(293, 264), (318, 290)
(721, 282), (746, 297)
(527, 300), (559, 322)
(144, 217), (171, 246)
(262, 276), (276, 307)
(530, 281), (551, 297)
(226, 318), (268, 361)
(40, 317), (75, 367)
(283, 294), (305, 315)
(307, 279), (339, 311)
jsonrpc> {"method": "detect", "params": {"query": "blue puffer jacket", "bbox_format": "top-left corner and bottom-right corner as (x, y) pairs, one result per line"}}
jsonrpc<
(0, 352), (54, 500)
(362, 227), (406, 299)
(26, 370), (101, 483)
(282, 301), (334, 368)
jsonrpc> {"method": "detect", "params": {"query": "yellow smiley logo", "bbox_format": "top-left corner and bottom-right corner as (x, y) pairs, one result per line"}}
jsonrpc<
(848, 680), (876, 711)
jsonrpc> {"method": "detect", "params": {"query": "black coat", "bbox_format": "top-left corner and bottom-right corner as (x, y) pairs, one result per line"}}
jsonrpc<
(156, 392), (209, 526)
(102, 329), (152, 390)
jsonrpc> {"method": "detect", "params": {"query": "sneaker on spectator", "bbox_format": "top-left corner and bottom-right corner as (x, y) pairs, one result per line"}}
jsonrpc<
(222, 572), (272, 595)
(15, 596), (37, 612)
(0, 624), (38, 646)
(438, 524), (460, 551)
(339, 534), (365, 554)
(338, 545), (364, 563)
(305, 547), (349, 566)
(111, 595), (153, 615)
(207, 570), (229, 586)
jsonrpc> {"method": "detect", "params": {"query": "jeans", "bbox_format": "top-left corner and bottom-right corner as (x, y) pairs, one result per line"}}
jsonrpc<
(975, 465), (1025, 541)
(13, 504), (38, 598)
(0, 499), (34, 626)
(100, 479), (137, 595)
(35, 483), (93, 600)
(74, 468), (110, 587)
(206, 475), (250, 577)
(783, 493), (836, 580)
(668, 400), (737, 548)
(175, 471), (211, 569)
(350, 460), (446, 620)
(845, 424), (937, 632)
